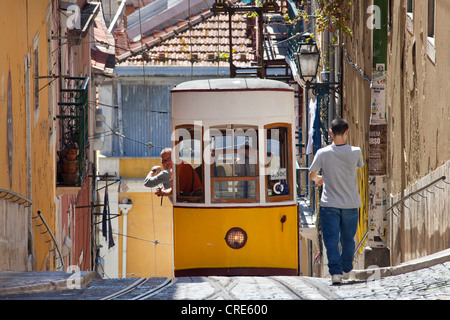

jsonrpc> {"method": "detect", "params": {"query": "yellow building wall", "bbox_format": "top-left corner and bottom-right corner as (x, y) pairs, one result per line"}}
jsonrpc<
(1, 0), (57, 270)
(118, 158), (174, 278)
(119, 158), (162, 179)
(119, 192), (174, 278)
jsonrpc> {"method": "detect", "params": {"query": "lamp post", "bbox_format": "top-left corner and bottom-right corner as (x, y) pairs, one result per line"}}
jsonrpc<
(295, 33), (321, 86)
(295, 33), (341, 203)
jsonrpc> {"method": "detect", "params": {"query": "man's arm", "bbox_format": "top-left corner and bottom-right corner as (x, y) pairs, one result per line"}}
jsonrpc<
(309, 171), (323, 185)
(144, 170), (170, 188)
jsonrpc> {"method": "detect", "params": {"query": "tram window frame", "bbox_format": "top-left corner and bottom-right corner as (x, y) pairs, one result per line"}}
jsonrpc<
(209, 125), (259, 203)
(174, 125), (204, 203)
(265, 123), (293, 202)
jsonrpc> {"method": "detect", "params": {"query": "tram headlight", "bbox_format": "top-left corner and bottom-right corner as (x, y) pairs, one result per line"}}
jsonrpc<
(225, 227), (247, 249)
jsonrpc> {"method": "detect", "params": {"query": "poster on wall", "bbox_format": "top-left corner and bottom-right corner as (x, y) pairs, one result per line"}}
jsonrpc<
(368, 175), (388, 247)
(368, 68), (388, 248)
(368, 124), (387, 176)
(370, 64), (386, 124)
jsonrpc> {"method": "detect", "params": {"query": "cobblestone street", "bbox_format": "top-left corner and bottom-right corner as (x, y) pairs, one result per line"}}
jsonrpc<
(140, 261), (450, 301)
(1, 258), (450, 301)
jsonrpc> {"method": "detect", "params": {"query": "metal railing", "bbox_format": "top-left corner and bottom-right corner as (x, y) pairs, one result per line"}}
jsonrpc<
(57, 77), (90, 187)
(33, 210), (64, 270)
(387, 175), (449, 215)
(286, 0), (303, 61)
(0, 188), (33, 207)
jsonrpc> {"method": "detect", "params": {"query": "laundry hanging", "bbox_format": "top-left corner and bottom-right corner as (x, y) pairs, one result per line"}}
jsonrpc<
(312, 98), (322, 154)
(102, 185), (115, 249)
(306, 98), (316, 155)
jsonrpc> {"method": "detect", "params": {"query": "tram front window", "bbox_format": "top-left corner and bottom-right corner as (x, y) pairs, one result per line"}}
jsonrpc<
(174, 126), (204, 203)
(210, 126), (258, 202)
(266, 125), (292, 201)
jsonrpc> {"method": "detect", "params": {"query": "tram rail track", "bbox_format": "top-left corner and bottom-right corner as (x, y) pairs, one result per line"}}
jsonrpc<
(132, 278), (176, 300)
(100, 277), (147, 300)
(269, 277), (308, 300)
(100, 277), (175, 300)
(97, 275), (342, 301)
(298, 276), (341, 300)
(205, 277), (238, 300)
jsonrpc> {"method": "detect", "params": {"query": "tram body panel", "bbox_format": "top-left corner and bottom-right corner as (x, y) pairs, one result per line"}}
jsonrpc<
(171, 81), (294, 123)
(170, 79), (298, 276)
(171, 91), (293, 122)
(173, 205), (298, 275)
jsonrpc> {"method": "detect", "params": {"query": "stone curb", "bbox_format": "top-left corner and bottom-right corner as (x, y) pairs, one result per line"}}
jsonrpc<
(352, 248), (450, 280)
(0, 271), (101, 295)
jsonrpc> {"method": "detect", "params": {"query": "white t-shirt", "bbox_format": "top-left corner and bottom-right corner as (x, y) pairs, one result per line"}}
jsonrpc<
(309, 144), (364, 209)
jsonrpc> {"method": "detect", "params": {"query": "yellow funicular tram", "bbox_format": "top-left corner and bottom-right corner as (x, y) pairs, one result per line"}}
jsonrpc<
(171, 78), (298, 276)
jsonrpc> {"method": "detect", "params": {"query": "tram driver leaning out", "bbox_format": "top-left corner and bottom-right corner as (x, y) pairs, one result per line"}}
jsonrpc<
(144, 147), (202, 199)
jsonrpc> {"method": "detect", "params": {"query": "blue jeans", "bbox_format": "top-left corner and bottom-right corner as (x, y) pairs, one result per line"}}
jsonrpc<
(320, 207), (359, 275)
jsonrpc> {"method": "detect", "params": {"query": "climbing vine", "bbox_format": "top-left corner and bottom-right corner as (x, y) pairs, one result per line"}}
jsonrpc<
(298, 0), (353, 40)
(294, 0), (353, 70)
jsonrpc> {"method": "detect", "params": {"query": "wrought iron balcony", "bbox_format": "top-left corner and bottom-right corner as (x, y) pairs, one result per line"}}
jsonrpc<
(57, 77), (89, 187)
(286, 0), (303, 62)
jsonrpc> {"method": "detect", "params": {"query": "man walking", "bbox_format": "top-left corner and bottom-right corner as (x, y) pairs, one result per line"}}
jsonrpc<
(309, 118), (364, 284)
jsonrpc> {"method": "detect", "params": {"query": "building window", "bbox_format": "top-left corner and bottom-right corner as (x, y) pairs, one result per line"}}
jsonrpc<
(426, 0), (436, 63)
(427, 0), (435, 38)
(174, 125), (204, 203)
(406, 0), (414, 34)
(265, 124), (292, 202)
(210, 125), (259, 203)
(407, 0), (414, 14)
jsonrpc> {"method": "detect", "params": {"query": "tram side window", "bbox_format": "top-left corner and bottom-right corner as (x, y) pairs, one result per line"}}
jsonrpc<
(210, 127), (259, 202)
(266, 125), (292, 201)
(174, 126), (204, 203)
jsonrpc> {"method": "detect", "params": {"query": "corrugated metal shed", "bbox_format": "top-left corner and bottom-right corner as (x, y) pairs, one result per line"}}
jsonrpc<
(113, 82), (172, 157)
(99, 65), (229, 158)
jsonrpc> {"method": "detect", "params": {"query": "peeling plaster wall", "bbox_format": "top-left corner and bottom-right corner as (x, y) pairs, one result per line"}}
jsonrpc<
(340, 0), (372, 268)
(390, 161), (450, 265)
(387, 1), (450, 194)
(0, 0), (56, 271)
(387, 1), (450, 265)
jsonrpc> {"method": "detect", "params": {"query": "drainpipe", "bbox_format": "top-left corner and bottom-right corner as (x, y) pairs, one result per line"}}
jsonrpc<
(118, 198), (132, 278)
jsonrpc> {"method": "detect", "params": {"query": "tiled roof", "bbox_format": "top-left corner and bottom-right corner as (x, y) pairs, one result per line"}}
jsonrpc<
(115, 5), (256, 67)
(91, 5), (116, 75)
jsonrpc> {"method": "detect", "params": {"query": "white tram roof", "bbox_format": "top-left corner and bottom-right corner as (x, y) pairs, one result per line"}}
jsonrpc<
(171, 78), (295, 122)
(172, 78), (294, 92)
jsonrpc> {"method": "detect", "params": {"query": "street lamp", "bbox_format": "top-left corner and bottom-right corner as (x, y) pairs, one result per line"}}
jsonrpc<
(295, 33), (321, 85)
(294, 32), (341, 207)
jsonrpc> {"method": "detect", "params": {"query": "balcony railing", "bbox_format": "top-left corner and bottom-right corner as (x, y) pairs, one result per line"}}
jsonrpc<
(286, 0), (303, 61)
(57, 77), (89, 187)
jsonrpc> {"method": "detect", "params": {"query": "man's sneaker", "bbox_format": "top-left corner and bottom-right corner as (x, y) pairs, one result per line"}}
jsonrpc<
(331, 274), (342, 284)
(342, 272), (350, 280)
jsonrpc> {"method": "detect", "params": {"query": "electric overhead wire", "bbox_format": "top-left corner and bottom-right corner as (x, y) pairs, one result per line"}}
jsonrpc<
(138, 0), (158, 278)
(86, 101), (165, 148)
